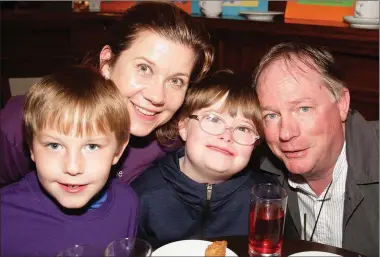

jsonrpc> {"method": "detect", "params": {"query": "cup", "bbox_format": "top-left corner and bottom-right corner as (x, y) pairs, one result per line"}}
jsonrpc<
(354, 0), (379, 19)
(56, 244), (102, 257)
(199, 0), (223, 18)
(249, 183), (288, 257)
(103, 238), (152, 257)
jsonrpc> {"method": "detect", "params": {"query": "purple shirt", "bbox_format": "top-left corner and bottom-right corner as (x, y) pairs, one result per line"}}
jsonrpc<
(0, 95), (167, 187)
(1, 172), (139, 257)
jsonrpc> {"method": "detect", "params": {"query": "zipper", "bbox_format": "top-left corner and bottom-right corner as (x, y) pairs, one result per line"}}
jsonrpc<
(200, 183), (213, 239)
(206, 184), (213, 201)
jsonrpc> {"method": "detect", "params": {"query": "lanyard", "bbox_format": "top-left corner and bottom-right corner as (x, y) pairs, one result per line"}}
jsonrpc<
(303, 179), (333, 242)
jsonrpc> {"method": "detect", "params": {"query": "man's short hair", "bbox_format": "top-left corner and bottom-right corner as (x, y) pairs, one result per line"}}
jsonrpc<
(252, 42), (347, 101)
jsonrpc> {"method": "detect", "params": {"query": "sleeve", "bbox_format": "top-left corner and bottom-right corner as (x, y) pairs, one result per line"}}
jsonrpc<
(0, 96), (32, 188)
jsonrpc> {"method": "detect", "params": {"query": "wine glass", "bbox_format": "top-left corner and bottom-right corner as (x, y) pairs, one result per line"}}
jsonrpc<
(104, 238), (152, 257)
(56, 244), (102, 257)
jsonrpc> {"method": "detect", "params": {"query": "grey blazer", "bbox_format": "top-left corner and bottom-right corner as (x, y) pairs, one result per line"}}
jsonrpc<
(256, 111), (379, 257)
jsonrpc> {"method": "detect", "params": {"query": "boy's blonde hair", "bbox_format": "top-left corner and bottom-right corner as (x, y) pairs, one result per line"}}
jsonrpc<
(23, 66), (130, 148)
(157, 70), (263, 145)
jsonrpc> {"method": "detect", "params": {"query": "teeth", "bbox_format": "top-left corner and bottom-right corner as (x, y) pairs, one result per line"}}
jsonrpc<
(67, 184), (79, 189)
(134, 105), (155, 116)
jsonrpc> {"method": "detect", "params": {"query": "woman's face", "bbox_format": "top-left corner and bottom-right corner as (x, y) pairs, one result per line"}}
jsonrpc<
(100, 30), (196, 137)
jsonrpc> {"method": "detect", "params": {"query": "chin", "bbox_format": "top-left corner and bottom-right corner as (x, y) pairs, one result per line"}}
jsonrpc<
(130, 125), (155, 137)
(284, 161), (312, 175)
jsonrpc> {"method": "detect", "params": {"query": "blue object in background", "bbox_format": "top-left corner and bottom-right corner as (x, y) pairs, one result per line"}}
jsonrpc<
(192, 0), (268, 17)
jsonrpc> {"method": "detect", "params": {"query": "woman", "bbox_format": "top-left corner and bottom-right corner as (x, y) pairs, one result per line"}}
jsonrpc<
(0, 1), (214, 187)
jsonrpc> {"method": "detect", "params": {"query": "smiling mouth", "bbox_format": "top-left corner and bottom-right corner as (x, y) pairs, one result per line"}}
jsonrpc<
(207, 146), (234, 156)
(60, 183), (87, 193)
(132, 103), (158, 116)
(282, 149), (308, 158)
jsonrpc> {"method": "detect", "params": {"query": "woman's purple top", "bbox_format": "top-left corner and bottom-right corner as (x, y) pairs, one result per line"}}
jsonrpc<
(0, 95), (168, 187)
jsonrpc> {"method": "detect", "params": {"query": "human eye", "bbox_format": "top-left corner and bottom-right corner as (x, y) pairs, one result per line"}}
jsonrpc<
(205, 114), (223, 124)
(137, 63), (153, 76)
(46, 142), (62, 151)
(85, 144), (99, 152)
(263, 113), (279, 121)
(167, 77), (185, 89)
(236, 126), (254, 134)
(299, 106), (311, 113)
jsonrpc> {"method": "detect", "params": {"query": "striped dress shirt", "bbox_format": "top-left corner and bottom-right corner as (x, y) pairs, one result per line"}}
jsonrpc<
(288, 142), (348, 248)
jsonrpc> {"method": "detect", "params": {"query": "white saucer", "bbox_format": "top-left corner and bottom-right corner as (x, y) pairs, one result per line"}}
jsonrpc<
(240, 11), (284, 22)
(343, 15), (379, 25)
(350, 23), (379, 29)
(289, 251), (342, 257)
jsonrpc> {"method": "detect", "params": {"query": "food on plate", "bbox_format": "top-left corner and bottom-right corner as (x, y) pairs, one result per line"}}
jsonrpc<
(205, 240), (227, 257)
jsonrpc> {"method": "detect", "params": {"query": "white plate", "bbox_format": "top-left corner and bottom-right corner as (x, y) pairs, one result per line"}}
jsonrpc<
(289, 251), (342, 257)
(240, 11), (284, 22)
(343, 15), (379, 25)
(152, 239), (238, 257)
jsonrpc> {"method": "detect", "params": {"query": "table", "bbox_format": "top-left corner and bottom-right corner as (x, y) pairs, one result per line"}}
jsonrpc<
(208, 236), (365, 257)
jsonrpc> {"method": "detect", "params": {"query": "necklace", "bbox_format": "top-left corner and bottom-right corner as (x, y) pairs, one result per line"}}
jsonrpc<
(303, 179), (333, 242)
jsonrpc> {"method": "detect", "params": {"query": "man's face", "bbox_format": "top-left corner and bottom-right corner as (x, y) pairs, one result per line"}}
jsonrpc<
(256, 58), (349, 180)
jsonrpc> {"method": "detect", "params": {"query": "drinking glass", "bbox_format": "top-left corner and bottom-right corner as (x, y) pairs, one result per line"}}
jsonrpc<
(103, 238), (152, 257)
(56, 244), (102, 257)
(249, 183), (288, 257)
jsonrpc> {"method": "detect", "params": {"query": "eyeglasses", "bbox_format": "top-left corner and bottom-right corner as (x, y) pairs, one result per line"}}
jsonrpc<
(188, 113), (260, 146)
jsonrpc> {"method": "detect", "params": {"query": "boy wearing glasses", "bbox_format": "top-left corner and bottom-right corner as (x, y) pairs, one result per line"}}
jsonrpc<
(131, 70), (276, 248)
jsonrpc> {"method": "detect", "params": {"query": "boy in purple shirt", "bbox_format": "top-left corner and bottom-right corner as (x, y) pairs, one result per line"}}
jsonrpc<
(1, 66), (139, 257)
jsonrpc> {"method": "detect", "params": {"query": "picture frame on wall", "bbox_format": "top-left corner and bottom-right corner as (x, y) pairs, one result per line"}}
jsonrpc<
(285, 0), (355, 25)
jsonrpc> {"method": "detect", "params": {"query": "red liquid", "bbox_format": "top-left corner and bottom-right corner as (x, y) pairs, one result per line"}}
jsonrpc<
(249, 204), (285, 256)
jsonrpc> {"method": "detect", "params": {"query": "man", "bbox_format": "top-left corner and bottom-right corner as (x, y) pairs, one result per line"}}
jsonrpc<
(252, 42), (378, 257)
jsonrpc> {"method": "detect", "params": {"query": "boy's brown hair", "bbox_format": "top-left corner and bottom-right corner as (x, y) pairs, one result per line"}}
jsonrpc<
(157, 70), (263, 145)
(23, 66), (130, 148)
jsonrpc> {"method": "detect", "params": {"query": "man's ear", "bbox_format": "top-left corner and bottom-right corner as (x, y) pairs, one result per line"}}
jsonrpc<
(99, 45), (112, 79)
(112, 139), (129, 165)
(337, 88), (350, 122)
(178, 118), (188, 142)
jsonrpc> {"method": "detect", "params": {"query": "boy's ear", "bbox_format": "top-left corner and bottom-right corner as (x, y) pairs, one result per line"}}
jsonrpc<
(30, 148), (35, 162)
(112, 139), (129, 165)
(178, 118), (188, 142)
(100, 45), (112, 79)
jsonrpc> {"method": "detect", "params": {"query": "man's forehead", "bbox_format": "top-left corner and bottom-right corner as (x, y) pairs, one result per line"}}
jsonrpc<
(258, 58), (322, 89)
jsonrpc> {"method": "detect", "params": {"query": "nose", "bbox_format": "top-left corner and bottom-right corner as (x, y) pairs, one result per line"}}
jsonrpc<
(141, 77), (165, 106)
(218, 127), (233, 142)
(279, 114), (300, 141)
(64, 149), (83, 176)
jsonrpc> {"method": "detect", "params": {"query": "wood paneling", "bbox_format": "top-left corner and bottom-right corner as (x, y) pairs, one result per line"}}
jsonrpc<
(1, 11), (378, 120)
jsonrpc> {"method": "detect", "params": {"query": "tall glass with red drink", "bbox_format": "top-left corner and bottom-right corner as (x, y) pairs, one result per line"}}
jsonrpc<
(249, 183), (287, 257)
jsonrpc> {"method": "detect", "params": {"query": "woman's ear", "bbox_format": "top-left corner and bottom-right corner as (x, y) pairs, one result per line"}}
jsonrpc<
(99, 45), (112, 79)
(178, 118), (188, 142)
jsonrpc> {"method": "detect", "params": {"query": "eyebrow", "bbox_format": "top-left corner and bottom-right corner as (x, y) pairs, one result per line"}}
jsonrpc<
(261, 98), (314, 111)
(134, 57), (190, 78)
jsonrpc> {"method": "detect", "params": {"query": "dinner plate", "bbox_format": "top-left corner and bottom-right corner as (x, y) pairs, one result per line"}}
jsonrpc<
(289, 251), (342, 256)
(151, 239), (238, 257)
(240, 11), (284, 22)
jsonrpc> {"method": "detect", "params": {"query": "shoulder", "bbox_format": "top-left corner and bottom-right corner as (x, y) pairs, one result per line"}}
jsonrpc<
(1, 172), (32, 202)
(1, 95), (25, 134)
(247, 167), (279, 185)
(111, 179), (139, 204)
(130, 161), (167, 196)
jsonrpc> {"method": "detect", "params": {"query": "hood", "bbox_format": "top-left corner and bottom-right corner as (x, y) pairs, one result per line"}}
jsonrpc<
(158, 147), (252, 211)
